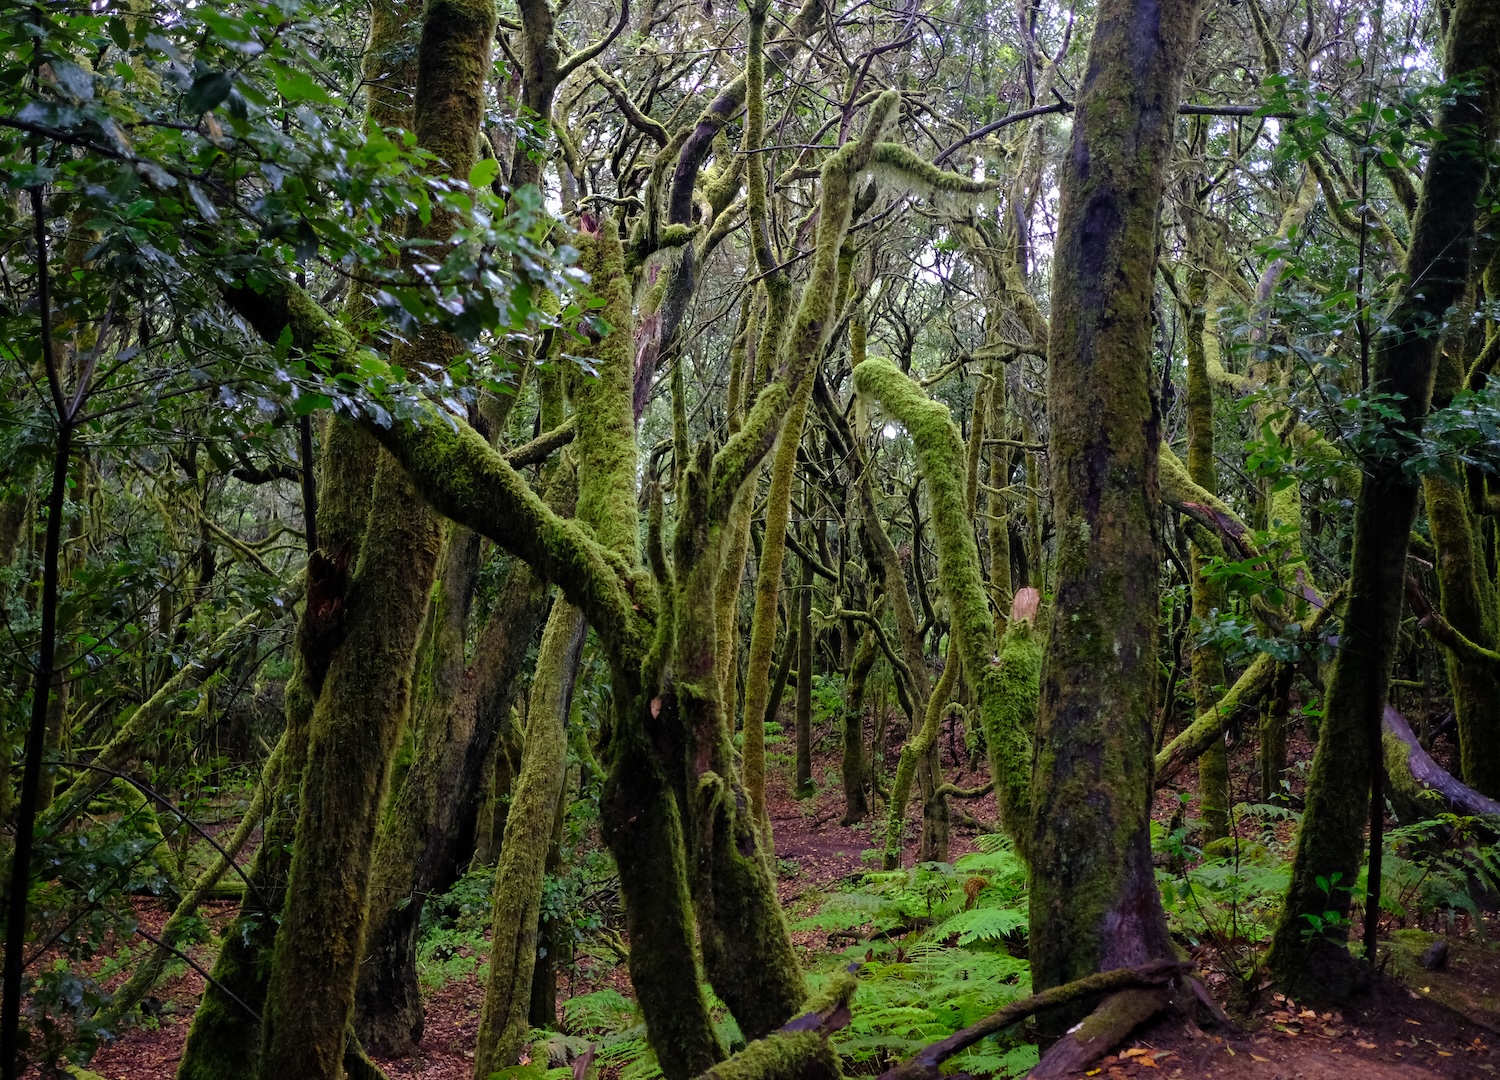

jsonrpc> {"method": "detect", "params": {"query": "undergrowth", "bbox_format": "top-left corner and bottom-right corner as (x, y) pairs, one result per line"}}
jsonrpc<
(795, 834), (1037, 1078)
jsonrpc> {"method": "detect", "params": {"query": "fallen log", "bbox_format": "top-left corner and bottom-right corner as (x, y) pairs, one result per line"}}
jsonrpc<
(1383, 707), (1500, 820)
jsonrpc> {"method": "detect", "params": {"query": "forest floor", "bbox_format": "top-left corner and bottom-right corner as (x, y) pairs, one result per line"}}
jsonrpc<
(83, 713), (1500, 1080)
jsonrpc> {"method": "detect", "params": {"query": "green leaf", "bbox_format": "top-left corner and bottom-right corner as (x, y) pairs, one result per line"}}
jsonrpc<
(468, 157), (500, 190)
(184, 71), (233, 114)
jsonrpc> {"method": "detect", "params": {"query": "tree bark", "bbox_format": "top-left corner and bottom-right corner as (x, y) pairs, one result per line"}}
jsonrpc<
(1027, 0), (1200, 1026)
(474, 600), (585, 1077)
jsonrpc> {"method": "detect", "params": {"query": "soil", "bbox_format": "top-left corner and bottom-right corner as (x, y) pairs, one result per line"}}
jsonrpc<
(78, 709), (1499, 1080)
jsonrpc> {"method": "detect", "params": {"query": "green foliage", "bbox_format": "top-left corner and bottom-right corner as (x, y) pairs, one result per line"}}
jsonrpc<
(416, 865), (495, 988)
(1153, 799), (1294, 975)
(810, 674), (845, 728)
(796, 835), (1035, 1077)
(1379, 814), (1500, 934)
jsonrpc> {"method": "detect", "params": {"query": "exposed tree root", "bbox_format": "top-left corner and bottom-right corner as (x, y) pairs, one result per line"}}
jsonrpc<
(876, 961), (1191, 1080)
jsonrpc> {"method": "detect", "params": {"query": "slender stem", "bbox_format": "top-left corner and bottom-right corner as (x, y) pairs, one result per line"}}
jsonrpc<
(2, 186), (68, 1080)
(298, 414), (319, 554)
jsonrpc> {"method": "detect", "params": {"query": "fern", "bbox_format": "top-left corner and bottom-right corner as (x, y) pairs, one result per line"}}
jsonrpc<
(931, 905), (1027, 945)
(797, 835), (1034, 1078)
(561, 988), (635, 1034)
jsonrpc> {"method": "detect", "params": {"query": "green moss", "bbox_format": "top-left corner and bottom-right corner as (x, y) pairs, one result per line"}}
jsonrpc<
(868, 142), (999, 212)
(475, 601), (585, 1076)
(697, 1031), (840, 1080)
(1423, 346), (1500, 796)
(1023, 0), (1200, 1014)
(257, 459), (444, 1080)
(601, 719), (725, 1080)
(883, 642), (960, 869)
(573, 219), (641, 564)
(741, 374), (814, 826)
(852, 358), (1041, 857)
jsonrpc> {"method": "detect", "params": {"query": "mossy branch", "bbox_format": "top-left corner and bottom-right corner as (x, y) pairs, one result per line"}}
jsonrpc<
(867, 143), (1000, 211)
(852, 357), (1039, 854)
(1419, 609), (1500, 668)
(707, 91), (900, 526)
(219, 278), (652, 669)
(505, 416), (576, 467)
(1155, 581), (1344, 786)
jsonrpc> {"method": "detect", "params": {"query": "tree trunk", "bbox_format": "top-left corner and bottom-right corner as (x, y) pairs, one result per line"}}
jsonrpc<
(1423, 343), (1500, 797)
(840, 629), (876, 825)
(794, 547), (815, 797)
(474, 600), (585, 1077)
(1183, 213), (1230, 840)
(1267, 0), (1500, 999)
(256, 458), (443, 1080)
(1027, 0), (1200, 1027)
(176, 420), (377, 1080)
(354, 548), (550, 1055)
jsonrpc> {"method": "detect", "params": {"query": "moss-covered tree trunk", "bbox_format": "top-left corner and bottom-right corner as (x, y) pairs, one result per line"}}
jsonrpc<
(794, 545), (815, 796)
(176, 422), (376, 1080)
(1183, 226), (1230, 840)
(354, 545), (551, 1055)
(1423, 341), (1500, 798)
(474, 599), (586, 1077)
(1267, 0), (1500, 998)
(254, 0), (497, 1070)
(841, 628), (876, 825)
(1026, 0), (1199, 1020)
(256, 453), (444, 1080)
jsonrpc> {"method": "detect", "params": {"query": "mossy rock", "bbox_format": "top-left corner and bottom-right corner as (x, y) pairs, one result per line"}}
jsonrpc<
(1383, 929), (1500, 1032)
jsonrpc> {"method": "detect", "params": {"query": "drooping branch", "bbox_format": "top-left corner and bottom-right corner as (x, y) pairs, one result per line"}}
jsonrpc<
(851, 357), (1040, 854)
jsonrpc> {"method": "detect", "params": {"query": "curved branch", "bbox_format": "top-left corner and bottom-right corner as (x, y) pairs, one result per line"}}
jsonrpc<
(587, 61), (669, 144)
(219, 278), (651, 668)
(505, 416), (577, 467)
(558, 0), (631, 80)
(1383, 707), (1500, 819)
